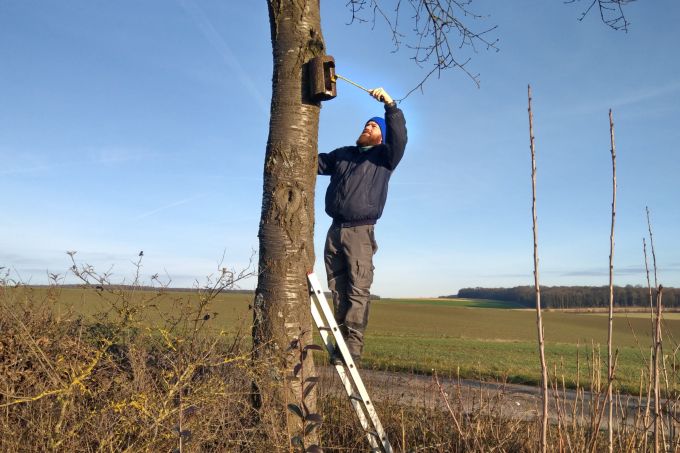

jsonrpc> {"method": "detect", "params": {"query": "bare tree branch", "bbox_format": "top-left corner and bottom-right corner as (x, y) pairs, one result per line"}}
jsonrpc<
(347, 0), (636, 99)
(346, 0), (499, 98)
(564, 0), (636, 32)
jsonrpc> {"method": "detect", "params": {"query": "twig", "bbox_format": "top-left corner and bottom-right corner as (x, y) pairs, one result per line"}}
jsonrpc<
(347, 0), (500, 98)
(646, 208), (663, 452)
(565, 0), (635, 32)
(646, 207), (659, 290)
(433, 371), (465, 439)
(528, 84), (549, 453)
(654, 285), (664, 453)
(606, 108), (617, 453)
(587, 350), (620, 453)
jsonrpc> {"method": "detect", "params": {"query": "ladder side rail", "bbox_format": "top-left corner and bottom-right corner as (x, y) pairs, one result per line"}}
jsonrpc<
(308, 276), (358, 374)
(310, 297), (381, 451)
(308, 273), (393, 453)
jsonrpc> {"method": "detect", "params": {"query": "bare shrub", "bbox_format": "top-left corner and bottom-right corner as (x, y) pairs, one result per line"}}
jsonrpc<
(2, 258), (679, 452)
(0, 257), (287, 452)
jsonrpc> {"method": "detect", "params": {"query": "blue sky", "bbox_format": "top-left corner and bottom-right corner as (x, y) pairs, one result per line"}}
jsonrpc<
(1, 1), (678, 297)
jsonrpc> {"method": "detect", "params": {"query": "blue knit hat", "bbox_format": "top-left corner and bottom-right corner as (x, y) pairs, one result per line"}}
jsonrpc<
(366, 116), (387, 144)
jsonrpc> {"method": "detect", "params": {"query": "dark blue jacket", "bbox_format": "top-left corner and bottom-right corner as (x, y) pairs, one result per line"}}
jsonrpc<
(318, 103), (407, 225)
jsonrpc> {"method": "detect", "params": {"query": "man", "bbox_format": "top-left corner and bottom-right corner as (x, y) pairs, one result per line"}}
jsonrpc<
(317, 87), (407, 364)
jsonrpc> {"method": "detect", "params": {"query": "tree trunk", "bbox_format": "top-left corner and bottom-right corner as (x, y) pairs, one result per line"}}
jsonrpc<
(253, 0), (325, 446)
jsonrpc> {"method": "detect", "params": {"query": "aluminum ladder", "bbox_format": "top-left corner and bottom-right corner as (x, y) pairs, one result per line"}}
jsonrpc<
(307, 272), (393, 453)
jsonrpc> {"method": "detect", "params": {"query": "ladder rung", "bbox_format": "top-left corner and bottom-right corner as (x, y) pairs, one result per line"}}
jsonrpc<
(350, 394), (372, 406)
(317, 326), (332, 331)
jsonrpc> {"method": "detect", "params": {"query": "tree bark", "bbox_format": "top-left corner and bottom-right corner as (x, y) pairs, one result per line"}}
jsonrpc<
(253, 0), (326, 444)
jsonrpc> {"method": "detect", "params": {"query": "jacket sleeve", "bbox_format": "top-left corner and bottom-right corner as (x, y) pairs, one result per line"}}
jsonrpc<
(318, 150), (335, 175)
(381, 103), (408, 170)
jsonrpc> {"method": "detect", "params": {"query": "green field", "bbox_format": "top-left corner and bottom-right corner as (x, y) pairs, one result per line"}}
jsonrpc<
(365, 297), (680, 391)
(13, 287), (680, 393)
(586, 311), (680, 320)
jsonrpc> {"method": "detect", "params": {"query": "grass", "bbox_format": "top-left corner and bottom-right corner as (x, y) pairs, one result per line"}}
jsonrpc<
(364, 337), (650, 391)
(586, 311), (680, 320)
(364, 298), (679, 394)
(14, 286), (680, 393)
(21, 286), (253, 334)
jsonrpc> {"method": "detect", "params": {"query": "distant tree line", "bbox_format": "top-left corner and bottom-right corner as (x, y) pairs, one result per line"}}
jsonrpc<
(451, 285), (680, 309)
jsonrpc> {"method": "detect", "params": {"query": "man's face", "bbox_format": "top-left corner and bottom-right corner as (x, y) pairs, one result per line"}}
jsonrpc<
(356, 121), (383, 147)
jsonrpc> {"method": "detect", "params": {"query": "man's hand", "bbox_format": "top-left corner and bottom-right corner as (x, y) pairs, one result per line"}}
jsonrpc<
(368, 87), (394, 105)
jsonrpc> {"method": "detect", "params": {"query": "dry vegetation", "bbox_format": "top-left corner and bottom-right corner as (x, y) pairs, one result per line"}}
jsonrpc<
(1, 262), (679, 452)
(0, 275), (278, 451)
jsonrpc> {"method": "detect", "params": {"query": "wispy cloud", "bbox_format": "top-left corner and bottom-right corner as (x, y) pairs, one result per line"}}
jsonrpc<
(177, 0), (268, 114)
(0, 163), (60, 176)
(560, 262), (680, 278)
(609, 81), (680, 109)
(0, 250), (134, 267)
(0, 153), (78, 176)
(0, 252), (47, 267)
(0, 146), (158, 175)
(561, 266), (645, 278)
(566, 82), (680, 119)
(94, 147), (160, 165)
(483, 272), (532, 279)
(134, 193), (208, 220)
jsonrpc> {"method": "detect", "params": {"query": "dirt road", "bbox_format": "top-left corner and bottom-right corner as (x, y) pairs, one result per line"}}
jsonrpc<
(316, 366), (672, 431)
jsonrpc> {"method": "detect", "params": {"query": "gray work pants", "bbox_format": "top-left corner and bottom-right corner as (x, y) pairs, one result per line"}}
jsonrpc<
(324, 224), (378, 359)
